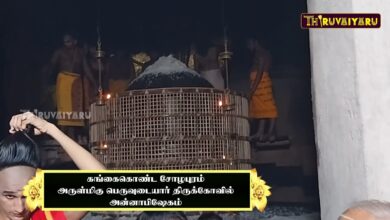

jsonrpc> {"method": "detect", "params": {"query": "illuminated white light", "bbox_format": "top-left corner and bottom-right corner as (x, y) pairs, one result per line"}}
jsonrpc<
(223, 155), (226, 159)
(103, 144), (108, 148)
(106, 94), (111, 99)
(218, 100), (223, 107)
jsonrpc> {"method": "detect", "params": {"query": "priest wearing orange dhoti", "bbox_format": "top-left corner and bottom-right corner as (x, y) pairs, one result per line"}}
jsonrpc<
(247, 37), (278, 142)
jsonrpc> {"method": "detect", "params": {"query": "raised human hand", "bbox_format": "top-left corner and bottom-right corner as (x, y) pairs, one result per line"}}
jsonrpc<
(9, 112), (51, 135)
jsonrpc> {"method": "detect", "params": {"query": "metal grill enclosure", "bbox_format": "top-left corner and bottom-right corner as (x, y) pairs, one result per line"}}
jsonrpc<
(90, 87), (251, 170)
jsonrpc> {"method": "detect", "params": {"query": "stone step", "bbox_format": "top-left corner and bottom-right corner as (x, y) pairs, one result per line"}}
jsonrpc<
(269, 186), (318, 204)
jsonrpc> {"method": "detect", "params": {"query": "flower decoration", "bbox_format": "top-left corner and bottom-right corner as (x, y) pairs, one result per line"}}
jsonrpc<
(250, 168), (271, 212)
(23, 169), (44, 212)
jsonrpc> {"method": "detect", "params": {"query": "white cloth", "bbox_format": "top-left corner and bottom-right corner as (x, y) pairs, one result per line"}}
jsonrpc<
(200, 69), (225, 90)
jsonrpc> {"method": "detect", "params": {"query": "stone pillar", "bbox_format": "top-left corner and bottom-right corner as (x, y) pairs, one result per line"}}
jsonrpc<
(307, 0), (390, 219)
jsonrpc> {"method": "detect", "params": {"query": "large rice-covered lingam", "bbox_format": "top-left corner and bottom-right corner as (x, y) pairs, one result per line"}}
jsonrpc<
(90, 55), (251, 170)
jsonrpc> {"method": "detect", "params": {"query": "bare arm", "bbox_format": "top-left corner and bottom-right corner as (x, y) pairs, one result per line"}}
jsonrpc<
(83, 57), (98, 90)
(9, 112), (105, 170)
(45, 50), (61, 81)
(249, 58), (265, 99)
(50, 50), (60, 69)
(46, 122), (104, 219)
(9, 112), (105, 220)
(46, 123), (105, 170)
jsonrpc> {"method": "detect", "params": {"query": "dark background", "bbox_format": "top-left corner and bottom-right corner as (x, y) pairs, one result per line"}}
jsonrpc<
(0, 0), (310, 137)
(0, 0), (317, 207)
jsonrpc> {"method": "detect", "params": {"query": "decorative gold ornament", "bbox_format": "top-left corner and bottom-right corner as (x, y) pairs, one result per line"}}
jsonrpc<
(250, 169), (271, 212)
(23, 169), (44, 212)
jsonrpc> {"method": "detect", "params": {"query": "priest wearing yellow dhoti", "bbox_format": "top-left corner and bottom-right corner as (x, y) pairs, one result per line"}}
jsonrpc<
(49, 33), (96, 139)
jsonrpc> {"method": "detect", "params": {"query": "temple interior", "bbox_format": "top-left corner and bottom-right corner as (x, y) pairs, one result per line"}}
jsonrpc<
(0, 0), (320, 219)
